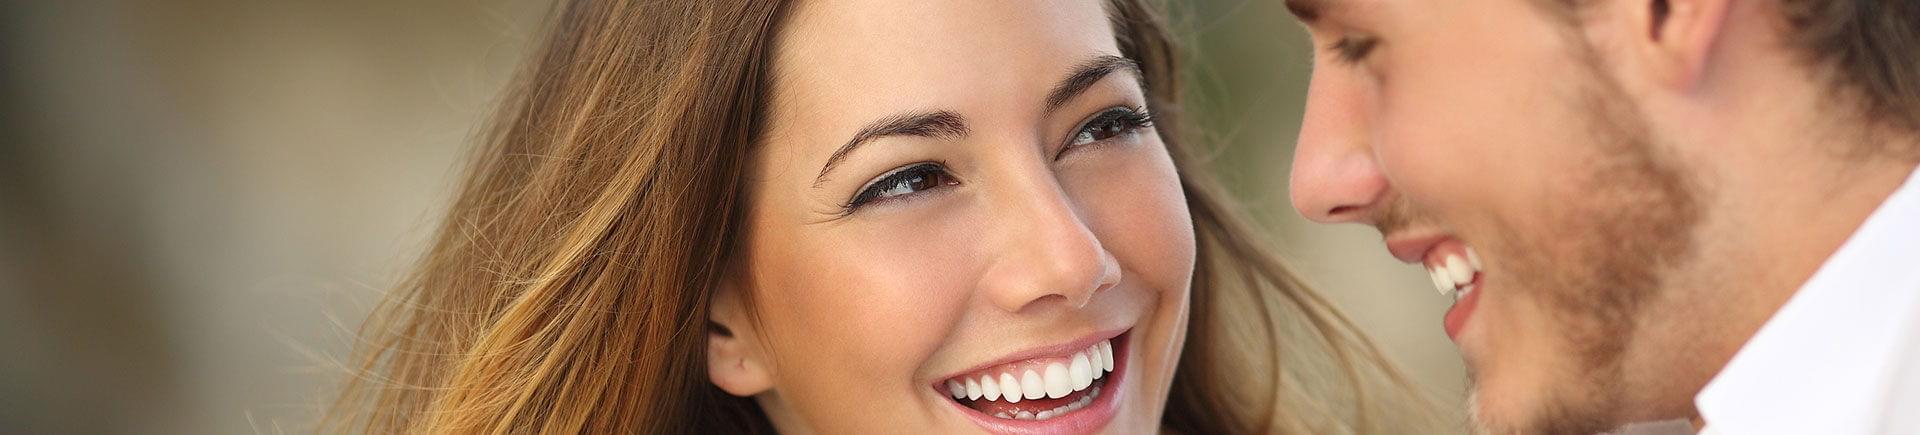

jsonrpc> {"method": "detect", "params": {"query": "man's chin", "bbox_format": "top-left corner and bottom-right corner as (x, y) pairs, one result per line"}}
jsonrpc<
(1466, 388), (1528, 435)
(1466, 382), (1618, 435)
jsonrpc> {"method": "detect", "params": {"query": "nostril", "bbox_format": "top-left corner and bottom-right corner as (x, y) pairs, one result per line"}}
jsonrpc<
(1326, 204), (1363, 220)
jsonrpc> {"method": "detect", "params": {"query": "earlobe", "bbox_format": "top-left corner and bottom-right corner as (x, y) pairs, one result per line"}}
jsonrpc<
(707, 277), (774, 397)
(1643, 0), (1733, 89)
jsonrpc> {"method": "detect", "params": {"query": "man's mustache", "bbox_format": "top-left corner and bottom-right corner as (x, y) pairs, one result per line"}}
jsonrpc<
(1371, 194), (1429, 236)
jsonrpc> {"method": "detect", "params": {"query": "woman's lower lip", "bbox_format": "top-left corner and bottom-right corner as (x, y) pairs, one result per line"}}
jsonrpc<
(946, 332), (1130, 435)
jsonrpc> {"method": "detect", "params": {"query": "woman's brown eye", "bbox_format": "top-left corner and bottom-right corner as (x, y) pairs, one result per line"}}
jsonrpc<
(877, 170), (943, 198)
(846, 163), (956, 210)
(1067, 107), (1154, 149)
(1076, 121), (1126, 144)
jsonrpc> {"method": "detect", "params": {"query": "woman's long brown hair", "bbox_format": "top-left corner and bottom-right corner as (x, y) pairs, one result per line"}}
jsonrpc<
(328, 0), (1434, 433)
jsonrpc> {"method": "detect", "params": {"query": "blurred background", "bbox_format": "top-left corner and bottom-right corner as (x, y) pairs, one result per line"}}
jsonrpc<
(0, 1), (1463, 433)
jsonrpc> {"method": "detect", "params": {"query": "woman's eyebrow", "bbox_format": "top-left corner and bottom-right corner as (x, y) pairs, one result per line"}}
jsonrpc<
(1045, 55), (1141, 114)
(812, 54), (1142, 187)
(814, 110), (968, 186)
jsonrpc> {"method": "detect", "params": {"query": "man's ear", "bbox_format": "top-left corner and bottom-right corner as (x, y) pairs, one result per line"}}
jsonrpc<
(1619, 0), (1733, 90)
(707, 274), (774, 397)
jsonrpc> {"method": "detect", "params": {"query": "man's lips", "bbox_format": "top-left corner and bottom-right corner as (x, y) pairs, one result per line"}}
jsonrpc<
(1384, 232), (1486, 339)
(1384, 232), (1453, 264)
(1444, 273), (1483, 340)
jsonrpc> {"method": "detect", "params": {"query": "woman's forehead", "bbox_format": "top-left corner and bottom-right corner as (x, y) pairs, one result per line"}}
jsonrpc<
(766, 0), (1122, 129)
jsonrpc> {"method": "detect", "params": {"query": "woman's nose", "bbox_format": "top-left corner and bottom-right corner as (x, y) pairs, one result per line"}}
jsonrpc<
(978, 180), (1120, 314)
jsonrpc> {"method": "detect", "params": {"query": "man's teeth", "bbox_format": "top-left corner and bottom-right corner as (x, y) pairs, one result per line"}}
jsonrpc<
(1427, 247), (1483, 298)
(945, 339), (1117, 419)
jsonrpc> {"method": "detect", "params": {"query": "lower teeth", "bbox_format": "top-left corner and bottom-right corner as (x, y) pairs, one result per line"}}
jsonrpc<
(1454, 284), (1477, 301)
(990, 386), (1100, 420)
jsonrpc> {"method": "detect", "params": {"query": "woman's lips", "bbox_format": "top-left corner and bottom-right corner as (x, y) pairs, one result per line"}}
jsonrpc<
(940, 338), (1116, 416)
(937, 331), (1130, 434)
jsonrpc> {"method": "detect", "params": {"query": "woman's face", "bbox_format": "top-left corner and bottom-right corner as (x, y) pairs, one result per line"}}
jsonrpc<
(717, 0), (1196, 433)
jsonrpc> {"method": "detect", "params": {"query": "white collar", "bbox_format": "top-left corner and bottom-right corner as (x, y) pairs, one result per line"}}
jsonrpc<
(1694, 166), (1920, 434)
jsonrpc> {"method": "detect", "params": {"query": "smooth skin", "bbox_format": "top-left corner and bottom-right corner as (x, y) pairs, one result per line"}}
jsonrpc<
(706, 1), (1196, 433)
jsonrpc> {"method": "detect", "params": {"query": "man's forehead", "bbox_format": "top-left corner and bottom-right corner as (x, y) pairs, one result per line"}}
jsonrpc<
(1284, 0), (1333, 22)
(1286, 0), (1396, 24)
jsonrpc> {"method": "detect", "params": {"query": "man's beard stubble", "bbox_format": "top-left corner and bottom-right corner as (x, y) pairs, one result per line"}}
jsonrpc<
(1382, 62), (1706, 434)
(1499, 69), (1703, 435)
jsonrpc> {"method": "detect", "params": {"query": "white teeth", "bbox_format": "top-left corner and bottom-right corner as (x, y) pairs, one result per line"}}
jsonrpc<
(1044, 362), (1071, 398)
(1429, 267), (1454, 296)
(1427, 250), (1484, 298)
(989, 386), (1103, 421)
(1087, 345), (1104, 380)
(1445, 255), (1474, 286)
(1067, 386), (1097, 409)
(1098, 340), (1114, 372)
(1000, 373), (1022, 403)
(1069, 352), (1093, 390)
(946, 339), (1120, 407)
(1022, 370), (1045, 400)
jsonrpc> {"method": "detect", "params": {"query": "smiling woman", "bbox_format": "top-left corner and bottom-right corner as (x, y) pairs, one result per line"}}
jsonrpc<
(325, 0), (1432, 433)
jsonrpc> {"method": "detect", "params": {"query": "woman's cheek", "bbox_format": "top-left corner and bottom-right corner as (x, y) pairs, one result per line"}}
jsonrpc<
(748, 211), (980, 430)
(789, 203), (983, 361)
(1066, 140), (1196, 290)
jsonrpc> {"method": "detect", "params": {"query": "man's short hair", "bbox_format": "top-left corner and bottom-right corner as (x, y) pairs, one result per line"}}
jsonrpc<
(1777, 0), (1920, 139)
(1545, 0), (1919, 146)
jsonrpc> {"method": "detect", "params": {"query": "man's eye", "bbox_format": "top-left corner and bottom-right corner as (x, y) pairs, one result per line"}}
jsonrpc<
(1067, 106), (1155, 149)
(1329, 36), (1379, 64)
(844, 163), (956, 211)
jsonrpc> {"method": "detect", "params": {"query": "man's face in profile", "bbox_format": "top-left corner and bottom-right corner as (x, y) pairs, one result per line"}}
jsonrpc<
(1285, 0), (1712, 432)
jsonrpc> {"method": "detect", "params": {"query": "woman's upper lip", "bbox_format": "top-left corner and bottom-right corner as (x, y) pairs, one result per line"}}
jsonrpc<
(934, 328), (1127, 384)
(1382, 231), (1452, 264)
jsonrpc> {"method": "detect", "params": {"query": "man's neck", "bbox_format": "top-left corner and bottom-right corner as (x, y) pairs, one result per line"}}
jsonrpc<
(1668, 124), (1920, 423)
(1624, 75), (1920, 420)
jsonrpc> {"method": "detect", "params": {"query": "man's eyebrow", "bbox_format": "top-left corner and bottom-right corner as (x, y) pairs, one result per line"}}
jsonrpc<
(1285, 0), (1329, 22)
(814, 110), (969, 186)
(1044, 55), (1142, 114)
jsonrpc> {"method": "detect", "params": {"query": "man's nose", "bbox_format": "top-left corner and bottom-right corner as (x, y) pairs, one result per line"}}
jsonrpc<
(1289, 68), (1388, 224)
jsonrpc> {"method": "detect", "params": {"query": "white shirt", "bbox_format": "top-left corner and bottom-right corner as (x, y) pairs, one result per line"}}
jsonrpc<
(1694, 166), (1920, 435)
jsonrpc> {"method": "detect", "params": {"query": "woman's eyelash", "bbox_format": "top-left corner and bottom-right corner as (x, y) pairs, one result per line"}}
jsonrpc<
(1062, 106), (1155, 156)
(838, 107), (1154, 215)
(842, 162), (954, 213)
(1329, 36), (1379, 64)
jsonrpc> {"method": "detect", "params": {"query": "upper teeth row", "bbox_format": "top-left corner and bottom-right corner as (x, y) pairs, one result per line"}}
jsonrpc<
(946, 339), (1115, 403)
(1427, 248), (1482, 298)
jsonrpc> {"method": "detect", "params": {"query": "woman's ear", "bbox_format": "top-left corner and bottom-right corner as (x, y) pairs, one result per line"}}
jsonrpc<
(707, 274), (774, 397)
